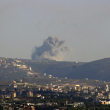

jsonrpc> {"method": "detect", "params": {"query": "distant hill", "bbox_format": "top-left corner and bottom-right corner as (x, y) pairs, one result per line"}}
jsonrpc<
(67, 58), (110, 81)
(0, 57), (84, 81)
(1, 57), (110, 81)
(25, 60), (84, 78)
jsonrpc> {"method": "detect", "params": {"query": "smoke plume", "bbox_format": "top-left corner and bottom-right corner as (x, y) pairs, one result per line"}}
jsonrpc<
(31, 36), (70, 61)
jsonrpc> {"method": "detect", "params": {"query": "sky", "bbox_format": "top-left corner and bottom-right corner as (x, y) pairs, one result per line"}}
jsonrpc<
(0, 0), (110, 62)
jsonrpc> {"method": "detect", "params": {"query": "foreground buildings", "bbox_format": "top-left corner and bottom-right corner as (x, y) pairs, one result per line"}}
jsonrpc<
(0, 78), (109, 109)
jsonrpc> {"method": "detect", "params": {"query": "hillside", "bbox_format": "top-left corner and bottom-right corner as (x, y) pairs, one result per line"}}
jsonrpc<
(25, 60), (84, 78)
(0, 57), (84, 81)
(1, 57), (110, 81)
(67, 58), (110, 81)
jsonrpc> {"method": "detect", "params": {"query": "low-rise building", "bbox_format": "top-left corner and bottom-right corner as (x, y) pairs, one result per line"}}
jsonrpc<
(27, 91), (33, 97)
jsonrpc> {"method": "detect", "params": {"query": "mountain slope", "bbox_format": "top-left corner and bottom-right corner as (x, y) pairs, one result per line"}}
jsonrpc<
(1, 57), (110, 81)
(67, 58), (110, 81)
(25, 60), (84, 78)
(0, 57), (84, 81)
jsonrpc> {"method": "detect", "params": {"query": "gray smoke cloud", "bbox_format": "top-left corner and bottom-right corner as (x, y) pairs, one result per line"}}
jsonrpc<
(31, 36), (71, 61)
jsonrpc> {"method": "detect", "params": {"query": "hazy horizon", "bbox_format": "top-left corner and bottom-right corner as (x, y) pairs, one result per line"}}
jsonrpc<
(0, 0), (110, 62)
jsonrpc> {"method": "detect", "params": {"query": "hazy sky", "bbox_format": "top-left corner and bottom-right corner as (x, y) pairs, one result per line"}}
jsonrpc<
(0, 0), (110, 62)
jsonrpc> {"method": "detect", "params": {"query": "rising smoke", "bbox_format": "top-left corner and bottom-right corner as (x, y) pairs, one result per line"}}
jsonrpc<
(31, 36), (71, 61)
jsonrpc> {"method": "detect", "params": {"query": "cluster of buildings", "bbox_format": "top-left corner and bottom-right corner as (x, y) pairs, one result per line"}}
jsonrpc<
(0, 78), (109, 109)
(1, 58), (110, 109)
(0, 77), (110, 100)
(0, 103), (35, 110)
(0, 57), (39, 79)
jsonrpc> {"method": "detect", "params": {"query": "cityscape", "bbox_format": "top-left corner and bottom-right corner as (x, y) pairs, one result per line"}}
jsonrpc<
(0, 57), (109, 109)
(1, 0), (110, 110)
